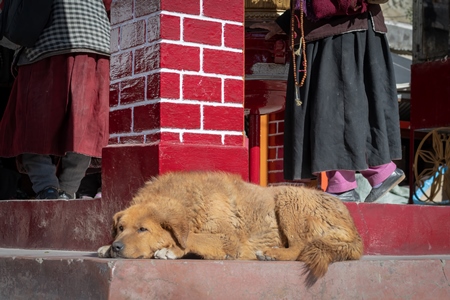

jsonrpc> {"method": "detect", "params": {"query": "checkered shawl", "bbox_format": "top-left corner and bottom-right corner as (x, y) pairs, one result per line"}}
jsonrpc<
(24, 0), (110, 62)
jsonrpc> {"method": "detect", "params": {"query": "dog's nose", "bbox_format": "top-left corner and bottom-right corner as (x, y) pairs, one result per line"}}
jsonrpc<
(112, 241), (124, 253)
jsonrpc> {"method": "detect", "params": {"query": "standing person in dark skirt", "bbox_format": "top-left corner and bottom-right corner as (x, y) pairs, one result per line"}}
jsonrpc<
(0, 0), (111, 199)
(251, 1), (404, 202)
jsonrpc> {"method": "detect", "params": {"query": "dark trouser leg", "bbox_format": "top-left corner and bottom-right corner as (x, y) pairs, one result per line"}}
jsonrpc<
(22, 153), (59, 193)
(59, 152), (91, 196)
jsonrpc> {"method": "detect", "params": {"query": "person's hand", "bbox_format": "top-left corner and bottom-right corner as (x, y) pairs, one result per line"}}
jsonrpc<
(250, 21), (285, 40)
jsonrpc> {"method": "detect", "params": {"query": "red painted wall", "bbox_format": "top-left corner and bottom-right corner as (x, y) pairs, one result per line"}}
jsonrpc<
(268, 111), (286, 184)
(108, 0), (245, 146)
(103, 0), (249, 202)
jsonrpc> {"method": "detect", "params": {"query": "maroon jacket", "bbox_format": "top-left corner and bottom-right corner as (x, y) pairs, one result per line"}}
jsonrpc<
(300, 0), (368, 21)
(276, 4), (387, 43)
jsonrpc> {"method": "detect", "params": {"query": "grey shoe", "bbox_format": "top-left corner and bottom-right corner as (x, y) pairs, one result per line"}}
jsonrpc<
(59, 191), (75, 200)
(331, 189), (361, 202)
(364, 168), (405, 203)
(36, 186), (60, 199)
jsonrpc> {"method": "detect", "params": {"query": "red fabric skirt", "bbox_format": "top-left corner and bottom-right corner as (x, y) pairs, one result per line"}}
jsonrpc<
(0, 53), (110, 158)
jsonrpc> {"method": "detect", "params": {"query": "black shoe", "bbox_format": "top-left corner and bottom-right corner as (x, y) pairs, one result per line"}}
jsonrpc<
(36, 186), (60, 199)
(331, 189), (361, 202)
(59, 191), (75, 200)
(364, 168), (405, 203)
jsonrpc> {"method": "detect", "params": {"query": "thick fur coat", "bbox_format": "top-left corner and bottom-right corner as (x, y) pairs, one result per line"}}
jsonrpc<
(98, 171), (363, 286)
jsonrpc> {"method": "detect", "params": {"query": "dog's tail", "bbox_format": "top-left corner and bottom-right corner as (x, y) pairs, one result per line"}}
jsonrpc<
(298, 235), (363, 287)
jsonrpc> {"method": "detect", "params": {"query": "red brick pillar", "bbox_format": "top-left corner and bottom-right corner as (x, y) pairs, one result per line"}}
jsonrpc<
(103, 0), (248, 202)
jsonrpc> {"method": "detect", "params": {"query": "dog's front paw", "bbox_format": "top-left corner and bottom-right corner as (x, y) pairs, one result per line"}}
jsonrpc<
(255, 250), (277, 261)
(225, 254), (236, 260)
(97, 245), (111, 258)
(154, 248), (178, 260)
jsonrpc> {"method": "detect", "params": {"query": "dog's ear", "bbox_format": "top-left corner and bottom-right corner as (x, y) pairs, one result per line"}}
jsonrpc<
(161, 218), (189, 249)
(111, 211), (124, 238)
(149, 201), (189, 249)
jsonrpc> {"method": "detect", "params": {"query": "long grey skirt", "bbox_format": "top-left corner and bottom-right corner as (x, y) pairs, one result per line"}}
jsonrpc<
(283, 20), (402, 180)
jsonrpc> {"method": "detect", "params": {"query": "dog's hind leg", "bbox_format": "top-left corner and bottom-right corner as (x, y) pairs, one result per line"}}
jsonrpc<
(254, 206), (309, 261)
(253, 214), (309, 261)
(253, 215), (309, 261)
(256, 247), (303, 261)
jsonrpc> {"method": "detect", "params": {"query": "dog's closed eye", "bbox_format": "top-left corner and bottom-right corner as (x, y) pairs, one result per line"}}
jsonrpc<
(138, 227), (148, 233)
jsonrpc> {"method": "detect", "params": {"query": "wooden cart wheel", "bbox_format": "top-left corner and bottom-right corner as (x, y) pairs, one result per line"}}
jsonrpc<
(413, 127), (450, 203)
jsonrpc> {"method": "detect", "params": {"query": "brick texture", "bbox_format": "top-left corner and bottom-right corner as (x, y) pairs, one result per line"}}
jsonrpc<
(121, 20), (146, 50)
(160, 103), (201, 129)
(203, 106), (244, 131)
(109, 137), (119, 145)
(110, 0), (133, 25)
(110, 52), (132, 81)
(203, 49), (243, 76)
(109, 0), (245, 148)
(203, 0), (243, 22)
(161, 0), (200, 15)
(135, 0), (160, 17)
(135, 45), (160, 74)
(160, 43), (200, 71)
(134, 103), (161, 132)
(160, 132), (181, 143)
(224, 24), (244, 49)
(110, 27), (119, 53)
(184, 18), (222, 46)
(110, 83), (120, 107)
(183, 133), (222, 144)
(120, 135), (145, 144)
(160, 15), (181, 41)
(120, 77), (145, 105)
(224, 79), (244, 104)
(109, 108), (132, 134)
(145, 132), (161, 143)
(183, 75), (221, 102)
(160, 73), (181, 99)
(147, 73), (161, 100)
(224, 134), (245, 146)
(268, 112), (286, 184)
(147, 15), (161, 43)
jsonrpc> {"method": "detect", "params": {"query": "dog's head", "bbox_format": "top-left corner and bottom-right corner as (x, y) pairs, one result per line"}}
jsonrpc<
(108, 199), (189, 258)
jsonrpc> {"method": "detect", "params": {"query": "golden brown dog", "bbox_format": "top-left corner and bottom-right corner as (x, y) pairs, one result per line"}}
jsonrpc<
(98, 171), (363, 286)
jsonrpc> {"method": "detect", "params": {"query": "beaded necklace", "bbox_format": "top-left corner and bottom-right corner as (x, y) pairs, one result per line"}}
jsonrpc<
(291, 0), (307, 105)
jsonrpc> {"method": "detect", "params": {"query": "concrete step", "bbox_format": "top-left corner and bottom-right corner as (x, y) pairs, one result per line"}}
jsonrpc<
(0, 197), (127, 251)
(1, 248), (450, 300)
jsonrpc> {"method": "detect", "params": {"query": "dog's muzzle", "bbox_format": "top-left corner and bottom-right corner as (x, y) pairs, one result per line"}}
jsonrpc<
(111, 241), (125, 254)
